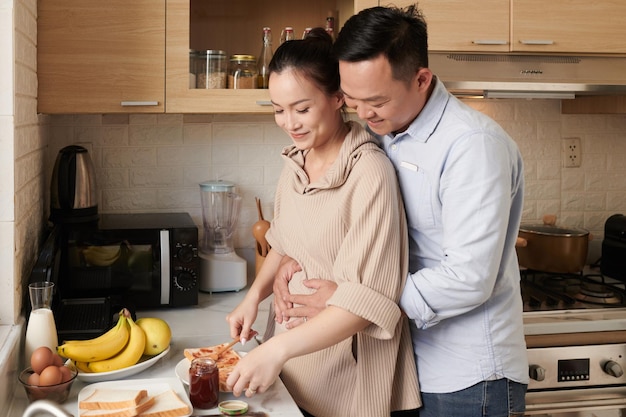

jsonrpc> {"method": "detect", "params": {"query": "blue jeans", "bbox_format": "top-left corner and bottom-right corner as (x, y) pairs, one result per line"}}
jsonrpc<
(419, 379), (527, 417)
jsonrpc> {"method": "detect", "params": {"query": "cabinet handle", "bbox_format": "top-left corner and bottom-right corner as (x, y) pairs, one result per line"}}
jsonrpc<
(255, 100), (272, 106)
(120, 101), (160, 107)
(472, 40), (508, 45)
(519, 40), (554, 45)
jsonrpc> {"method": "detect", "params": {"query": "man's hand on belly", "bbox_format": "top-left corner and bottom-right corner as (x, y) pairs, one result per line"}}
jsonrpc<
(283, 279), (338, 329)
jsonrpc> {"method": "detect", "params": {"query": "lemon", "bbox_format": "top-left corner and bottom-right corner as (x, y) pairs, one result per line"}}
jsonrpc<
(135, 317), (172, 356)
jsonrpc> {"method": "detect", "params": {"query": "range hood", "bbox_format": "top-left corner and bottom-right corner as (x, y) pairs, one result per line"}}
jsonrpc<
(429, 53), (626, 99)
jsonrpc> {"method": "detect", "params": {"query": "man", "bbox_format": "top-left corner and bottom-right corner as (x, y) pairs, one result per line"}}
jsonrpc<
(270, 4), (528, 417)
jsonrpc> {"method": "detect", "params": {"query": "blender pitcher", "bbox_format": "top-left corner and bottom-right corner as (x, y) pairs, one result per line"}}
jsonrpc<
(200, 181), (242, 254)
(198, 180), (247, 292)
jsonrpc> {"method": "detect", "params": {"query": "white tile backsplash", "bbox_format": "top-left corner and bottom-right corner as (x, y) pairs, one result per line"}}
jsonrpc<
(44, 105), (626, 264)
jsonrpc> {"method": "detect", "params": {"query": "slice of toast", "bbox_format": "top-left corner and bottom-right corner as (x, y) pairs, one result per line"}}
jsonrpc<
(80, 395), (155, 417)
(137, 389), (191, 417)
(79, 389), (148, 410)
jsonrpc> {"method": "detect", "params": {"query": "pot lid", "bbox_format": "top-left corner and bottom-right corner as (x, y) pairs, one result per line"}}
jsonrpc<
(519, 224), (589, 237)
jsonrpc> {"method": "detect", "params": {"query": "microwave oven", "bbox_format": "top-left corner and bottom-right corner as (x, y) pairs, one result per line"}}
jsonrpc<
(29, 212), (199, 340)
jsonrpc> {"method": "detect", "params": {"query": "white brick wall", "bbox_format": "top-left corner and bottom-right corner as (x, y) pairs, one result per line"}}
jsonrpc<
(1, 0), (48, 326)
(47, 114), (290, 251)
(0, 0), (49, 410)
(46, 102), (626, 263)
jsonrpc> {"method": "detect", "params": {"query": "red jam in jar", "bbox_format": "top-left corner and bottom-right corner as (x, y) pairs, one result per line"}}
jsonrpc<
(189, 357), (219, 409)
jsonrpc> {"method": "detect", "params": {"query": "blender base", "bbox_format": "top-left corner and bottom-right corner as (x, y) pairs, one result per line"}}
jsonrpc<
(199, 251), (247, 293)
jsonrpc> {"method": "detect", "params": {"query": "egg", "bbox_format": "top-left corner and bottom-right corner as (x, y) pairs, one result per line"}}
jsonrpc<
(59, 365), (73, 383)
(52, 353), (65, 367)
(30, 346), (55, 374)
(39, 365), (62, 386)
(27, 372), (40, 386)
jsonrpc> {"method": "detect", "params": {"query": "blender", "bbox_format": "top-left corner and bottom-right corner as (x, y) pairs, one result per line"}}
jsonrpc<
(198, 180), (247, 292)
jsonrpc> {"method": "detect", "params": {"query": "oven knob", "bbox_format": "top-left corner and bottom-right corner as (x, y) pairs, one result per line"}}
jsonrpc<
(529, 365), (545, 381)
(176, 246), (195, 263)
(174, 268), (197, 291)
(603, 360), (624, 378)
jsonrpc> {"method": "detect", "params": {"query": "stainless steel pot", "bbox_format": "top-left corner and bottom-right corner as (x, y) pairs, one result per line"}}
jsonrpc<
(516, 215), (590, 274)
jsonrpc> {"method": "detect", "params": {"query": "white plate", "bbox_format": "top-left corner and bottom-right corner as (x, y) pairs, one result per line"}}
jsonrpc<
(175, 357), (192, 385)
(75, 346), (170, 383)
(77, 377), (191, 416)
(175, 352), (245, 386)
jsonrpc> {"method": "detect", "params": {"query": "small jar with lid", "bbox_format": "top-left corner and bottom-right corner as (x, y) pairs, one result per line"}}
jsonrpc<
(196, 50), (227, 89)
(189, 357), (219, 409)
(228, 54), (258, 89)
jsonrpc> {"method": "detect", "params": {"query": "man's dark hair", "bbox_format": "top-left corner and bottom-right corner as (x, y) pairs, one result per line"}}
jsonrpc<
(333, 4), (428, 85)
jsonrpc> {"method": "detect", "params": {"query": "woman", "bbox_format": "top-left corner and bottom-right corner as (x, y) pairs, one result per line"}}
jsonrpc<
(225, 28), (420, 417)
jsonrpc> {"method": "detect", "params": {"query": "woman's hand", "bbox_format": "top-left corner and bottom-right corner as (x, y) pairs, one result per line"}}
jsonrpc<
(226, 300), (260, 344)
(226, 342), (286, 397)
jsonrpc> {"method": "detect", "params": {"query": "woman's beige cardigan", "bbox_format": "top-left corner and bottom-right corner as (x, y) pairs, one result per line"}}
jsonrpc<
(266, 121), (421, 417)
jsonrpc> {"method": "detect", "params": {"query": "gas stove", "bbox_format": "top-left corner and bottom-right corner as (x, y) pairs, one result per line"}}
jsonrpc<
(521, 269), (626, 312)
(521, 267), (626, 416)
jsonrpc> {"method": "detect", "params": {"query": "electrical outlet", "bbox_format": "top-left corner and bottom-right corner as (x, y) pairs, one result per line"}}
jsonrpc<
(562, 137), (582, 168)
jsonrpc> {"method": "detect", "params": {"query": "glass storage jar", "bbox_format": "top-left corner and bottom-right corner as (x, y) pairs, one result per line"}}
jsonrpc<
(189, 49), (198, 89)
(228, 54), (258, 89)
(196, 50), (227, 89)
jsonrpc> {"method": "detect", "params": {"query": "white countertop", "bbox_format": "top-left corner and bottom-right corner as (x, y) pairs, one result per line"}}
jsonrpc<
(8, 289), (304, 417)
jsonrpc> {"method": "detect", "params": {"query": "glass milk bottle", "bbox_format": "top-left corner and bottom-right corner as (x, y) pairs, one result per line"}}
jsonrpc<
(24, 281), (58, 362)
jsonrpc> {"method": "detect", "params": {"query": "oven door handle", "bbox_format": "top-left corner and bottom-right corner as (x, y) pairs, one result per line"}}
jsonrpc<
(160, 230), (171, 305)
(525, 394), (626, 415)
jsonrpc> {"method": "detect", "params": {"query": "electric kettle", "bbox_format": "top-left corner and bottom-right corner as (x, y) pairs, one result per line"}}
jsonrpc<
(49, 145), (98, 224)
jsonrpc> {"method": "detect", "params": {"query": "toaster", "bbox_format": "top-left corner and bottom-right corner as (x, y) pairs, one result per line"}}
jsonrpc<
(601, 214), (626, 281)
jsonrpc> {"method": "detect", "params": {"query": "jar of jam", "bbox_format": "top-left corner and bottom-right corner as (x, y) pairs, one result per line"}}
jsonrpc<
(228, 54), (258, 89)
(189, 357), (219, 409)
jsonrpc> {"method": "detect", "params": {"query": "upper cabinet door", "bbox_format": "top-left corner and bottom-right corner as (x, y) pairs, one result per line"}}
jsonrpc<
(512, 0), (626, 53)
(415, 0), (510, 52)
(38, 1), (166, 114)
(166, 0), (358, 114)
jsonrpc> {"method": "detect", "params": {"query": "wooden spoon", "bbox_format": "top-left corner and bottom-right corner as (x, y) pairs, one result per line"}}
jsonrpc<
(252, 220), (271, 256)
(255, 197), (265, 221)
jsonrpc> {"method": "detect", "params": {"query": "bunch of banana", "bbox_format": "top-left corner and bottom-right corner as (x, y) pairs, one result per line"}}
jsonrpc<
(58, 308), (147, 373)
(87, 312), (146, 373)
(57, 310), (129, 362)
(83, 245), (121, 266)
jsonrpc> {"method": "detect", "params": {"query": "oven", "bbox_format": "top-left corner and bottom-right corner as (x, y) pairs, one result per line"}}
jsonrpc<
(522, 268), (626, 416)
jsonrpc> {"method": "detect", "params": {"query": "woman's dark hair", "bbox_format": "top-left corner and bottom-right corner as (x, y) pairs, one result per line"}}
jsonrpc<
(268, 27), (339, 96)
(333, 4), (428, 84)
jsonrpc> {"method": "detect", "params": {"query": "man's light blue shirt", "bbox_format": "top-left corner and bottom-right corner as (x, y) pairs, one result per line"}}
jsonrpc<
(376, 78), (529, 393)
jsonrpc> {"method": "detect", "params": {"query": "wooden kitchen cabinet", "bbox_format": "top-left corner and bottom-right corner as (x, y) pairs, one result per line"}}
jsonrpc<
(166, 0), (374, 114)
(37, 0), (166, 114)
(390, 0), (626, 54)
(37, 0), (377, 114)
(406, 0), (510, 52)
(511, 0), (626, 54)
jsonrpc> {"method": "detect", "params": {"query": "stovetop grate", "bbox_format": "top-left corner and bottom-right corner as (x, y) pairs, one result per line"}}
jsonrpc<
(521, 269), (626, 312)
